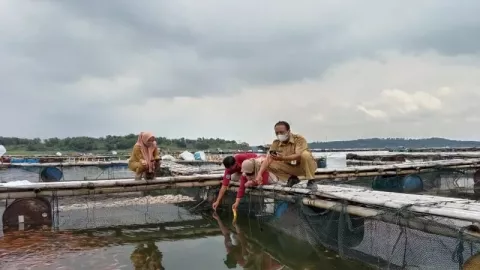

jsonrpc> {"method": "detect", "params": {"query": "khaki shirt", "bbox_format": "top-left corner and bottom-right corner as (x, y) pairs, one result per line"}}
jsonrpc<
(129, 145), (160, 165)
(269, 133), (310, 157)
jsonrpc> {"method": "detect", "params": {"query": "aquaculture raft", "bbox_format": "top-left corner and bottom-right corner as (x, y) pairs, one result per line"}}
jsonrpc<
(2, 158), (480, 195)
(1, 160), (222, 168)
(347, 152), (480, 162)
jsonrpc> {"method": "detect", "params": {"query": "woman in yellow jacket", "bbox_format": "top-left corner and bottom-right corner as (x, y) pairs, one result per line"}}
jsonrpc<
(129, 132), (160, 180)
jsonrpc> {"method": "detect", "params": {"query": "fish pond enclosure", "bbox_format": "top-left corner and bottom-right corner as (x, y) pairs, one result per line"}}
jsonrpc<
(3, 158), (480, 268)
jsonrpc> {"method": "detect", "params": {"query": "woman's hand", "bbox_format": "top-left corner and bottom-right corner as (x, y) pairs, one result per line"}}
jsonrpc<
(141, 159), (147, 166)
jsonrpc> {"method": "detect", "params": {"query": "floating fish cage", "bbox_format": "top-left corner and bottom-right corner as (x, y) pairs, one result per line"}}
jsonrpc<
(3, 176), (480, 269)
(219, 190), (480, 269)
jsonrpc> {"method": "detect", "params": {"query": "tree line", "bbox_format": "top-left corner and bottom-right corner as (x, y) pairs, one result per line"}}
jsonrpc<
(0, 135), (250, 152)
(2, 136), (478, 153)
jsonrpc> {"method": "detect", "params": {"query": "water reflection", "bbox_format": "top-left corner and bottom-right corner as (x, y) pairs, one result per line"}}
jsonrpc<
(213, 212), (267, 269)
(0, 229), (118, 269)
(0, 210), (370, 269)
(130, 242), (165, 270)
(211, 211), (370, 270)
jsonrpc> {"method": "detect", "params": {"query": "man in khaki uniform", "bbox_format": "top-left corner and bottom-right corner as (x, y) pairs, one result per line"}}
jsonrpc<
(255, 121), (317, 188)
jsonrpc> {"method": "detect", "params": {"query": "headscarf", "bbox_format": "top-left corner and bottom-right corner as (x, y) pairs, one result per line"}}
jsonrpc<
(241, 157), (263, 180)
(135, 132), (157, 172)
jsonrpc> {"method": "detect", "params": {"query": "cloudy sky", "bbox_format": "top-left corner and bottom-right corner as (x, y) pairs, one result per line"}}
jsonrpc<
(2, 0), (480, 144)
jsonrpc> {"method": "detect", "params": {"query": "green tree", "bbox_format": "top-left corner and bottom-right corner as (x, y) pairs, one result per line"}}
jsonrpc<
(0, 134), (251, 153)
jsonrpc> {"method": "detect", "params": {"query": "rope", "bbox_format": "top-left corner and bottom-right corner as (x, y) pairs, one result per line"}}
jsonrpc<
(452, 227), (467, 268)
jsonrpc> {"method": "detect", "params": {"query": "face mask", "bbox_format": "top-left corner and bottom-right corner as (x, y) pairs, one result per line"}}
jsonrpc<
(277, 134), (288, 142)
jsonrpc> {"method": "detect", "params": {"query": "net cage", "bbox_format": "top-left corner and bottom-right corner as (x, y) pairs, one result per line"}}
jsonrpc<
(1, 167), (480, 269)
(211, 167), (480, 270)
(213, 187), (480, 270)
(0, 161), (224, 183)
(0, 187), (221, 269)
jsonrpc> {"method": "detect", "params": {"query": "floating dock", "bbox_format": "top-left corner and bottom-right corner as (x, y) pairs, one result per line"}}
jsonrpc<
(347, 152), (480, 162)
(2, 158), (480, 190)
(0, 159), (223, 168)
(2, 157), (479, 172)
(1, 160), (480, 221)
(310, 147), (480, 153)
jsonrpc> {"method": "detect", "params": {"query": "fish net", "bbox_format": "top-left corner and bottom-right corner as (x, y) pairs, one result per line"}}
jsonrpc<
(320, 167), (480, 199)
(2, 166), (480, 269)
(213, 178), (480, 270)
(0, 187), (221, 269)
(0, 161), (224, 182)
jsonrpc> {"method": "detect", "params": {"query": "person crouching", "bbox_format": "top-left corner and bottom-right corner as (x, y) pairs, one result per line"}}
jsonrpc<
(231, 157), (279, 211)
(212, 153), (258, 210)
(128, 132), (161, 180)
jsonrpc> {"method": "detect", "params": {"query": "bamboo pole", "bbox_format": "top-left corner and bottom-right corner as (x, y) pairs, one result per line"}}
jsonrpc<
(350, 152), (480, 158)
(0, 180), (221, 199)
(346, 160), (396, 165)
(227, 186), (480, 242)
(2, 158), (480, 191)
(301, 198), (480, 243)
(0, 174), (225, 191)
(3, 160), (222, 168)
(237, 182), (480, 215)
(228, 187), (295, 203)
(3, 157), (480, 172)
(257, 185), (480, 223)
(4, 161), (129, 167)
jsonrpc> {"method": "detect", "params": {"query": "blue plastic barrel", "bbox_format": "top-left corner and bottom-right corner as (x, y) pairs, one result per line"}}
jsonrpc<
(316, 157), (327, 168)
(274, 201), (289, 218)
(194, 151), (205, 161)
(372, 174), (423, 193)
(40, 167), (63, 182)
(11, 158), (25, 163)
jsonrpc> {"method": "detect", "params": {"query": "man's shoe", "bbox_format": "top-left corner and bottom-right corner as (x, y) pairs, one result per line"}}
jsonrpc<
(286, 176), (300, 187)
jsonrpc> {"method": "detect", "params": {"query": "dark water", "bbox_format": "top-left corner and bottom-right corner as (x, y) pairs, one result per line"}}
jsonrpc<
(0, 202), (370, 270)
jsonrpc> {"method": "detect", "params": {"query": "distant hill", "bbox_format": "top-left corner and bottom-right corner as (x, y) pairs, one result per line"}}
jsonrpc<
(308, 138), (480, 149)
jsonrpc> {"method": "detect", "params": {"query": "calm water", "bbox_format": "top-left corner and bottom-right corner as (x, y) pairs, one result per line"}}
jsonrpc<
(0, 202), (370, 270)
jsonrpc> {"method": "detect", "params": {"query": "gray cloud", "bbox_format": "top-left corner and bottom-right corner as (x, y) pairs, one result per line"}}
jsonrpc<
(1, 0), (480, 141)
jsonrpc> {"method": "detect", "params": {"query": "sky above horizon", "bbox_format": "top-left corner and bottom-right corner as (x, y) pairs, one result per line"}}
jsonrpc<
(2, 1), (480, 145)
